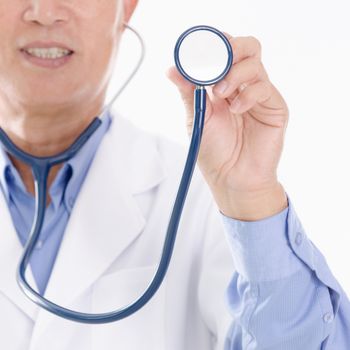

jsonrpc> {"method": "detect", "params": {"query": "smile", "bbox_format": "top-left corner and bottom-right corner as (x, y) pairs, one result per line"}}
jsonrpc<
(22, 47), (74, 59)
(19, 47), (75, 69)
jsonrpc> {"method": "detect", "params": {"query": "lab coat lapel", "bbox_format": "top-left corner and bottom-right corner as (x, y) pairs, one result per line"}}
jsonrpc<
(30, 112), (168, 344)
(0, 190), (39, 321)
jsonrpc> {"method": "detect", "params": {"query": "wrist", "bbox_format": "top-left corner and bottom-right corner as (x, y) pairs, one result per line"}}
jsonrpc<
(216, 182), (288, 221)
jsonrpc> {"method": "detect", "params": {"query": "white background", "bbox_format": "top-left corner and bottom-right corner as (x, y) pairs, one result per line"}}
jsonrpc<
(106, 0), (350, 295)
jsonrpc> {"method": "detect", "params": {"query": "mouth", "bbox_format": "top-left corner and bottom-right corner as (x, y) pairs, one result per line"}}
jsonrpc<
(21, 47), (74, 59)
(19, 42), (76, 69)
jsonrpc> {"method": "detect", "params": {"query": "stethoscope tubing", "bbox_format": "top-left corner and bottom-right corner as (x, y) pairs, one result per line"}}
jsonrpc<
(0, 22), (233, 324)
(0, 87), (206, 324)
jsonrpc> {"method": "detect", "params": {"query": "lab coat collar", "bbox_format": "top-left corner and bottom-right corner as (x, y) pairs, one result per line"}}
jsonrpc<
(0, 140), (40, 322)
(28, 110), (168, 345)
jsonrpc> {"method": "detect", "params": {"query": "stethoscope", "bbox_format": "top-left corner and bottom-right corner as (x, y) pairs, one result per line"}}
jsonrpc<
(0, 24), (233, 324)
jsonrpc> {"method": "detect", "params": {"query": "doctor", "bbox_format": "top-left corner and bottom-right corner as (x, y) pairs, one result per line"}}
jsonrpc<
(0, 0), (349, 349)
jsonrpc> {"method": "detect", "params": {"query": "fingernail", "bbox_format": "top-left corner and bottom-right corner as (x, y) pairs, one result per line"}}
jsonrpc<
(214, 80), (228, 96)
(230, 98), (241, 113)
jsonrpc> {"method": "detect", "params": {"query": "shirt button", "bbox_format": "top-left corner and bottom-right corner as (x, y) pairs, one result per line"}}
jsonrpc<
(323, 312), (334, 323)
(295, 232), (303, 246)
(36, 240), (43, 250)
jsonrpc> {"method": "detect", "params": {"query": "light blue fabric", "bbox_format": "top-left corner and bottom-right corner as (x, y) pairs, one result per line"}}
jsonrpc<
(1, 112), (349, 347)
(0, 111), (112, 295)
(221, 193), (350, 349)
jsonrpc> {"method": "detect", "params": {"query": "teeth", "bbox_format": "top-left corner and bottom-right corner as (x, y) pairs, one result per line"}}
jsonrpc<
(25, 47), (71, 59)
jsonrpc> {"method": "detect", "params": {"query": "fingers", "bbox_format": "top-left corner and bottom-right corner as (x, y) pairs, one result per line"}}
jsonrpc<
(167, 34), (270, 116)
(224, 34), (262, 64)
(213, 56), (268, 98)
(166, 66), (195, 112)
(229, 80), (272, 113)
(212, 35), (264, 99)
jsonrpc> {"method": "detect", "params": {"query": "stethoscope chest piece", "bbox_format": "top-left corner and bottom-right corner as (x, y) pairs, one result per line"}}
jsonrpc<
(174, 25), (233, 87)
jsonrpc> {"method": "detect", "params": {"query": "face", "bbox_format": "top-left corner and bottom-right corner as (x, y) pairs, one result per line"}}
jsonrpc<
(0, 0), (133, 114)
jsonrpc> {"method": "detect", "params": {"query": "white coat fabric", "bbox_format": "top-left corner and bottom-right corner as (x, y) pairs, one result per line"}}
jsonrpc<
(0, 110), (235, 350)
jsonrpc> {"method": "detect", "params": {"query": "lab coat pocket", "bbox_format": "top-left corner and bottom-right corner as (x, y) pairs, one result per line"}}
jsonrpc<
(91, 265), (166, 349)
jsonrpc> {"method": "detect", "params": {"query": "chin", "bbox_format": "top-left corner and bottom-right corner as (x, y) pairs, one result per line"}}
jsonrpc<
(19, 82), (82, 104)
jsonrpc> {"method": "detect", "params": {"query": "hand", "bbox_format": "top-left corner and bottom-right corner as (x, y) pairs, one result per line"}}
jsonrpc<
(167, 34), (289, 220)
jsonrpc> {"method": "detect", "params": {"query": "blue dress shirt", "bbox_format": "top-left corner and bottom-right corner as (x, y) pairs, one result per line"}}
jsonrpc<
(0, 111), (349, 348)
(221, 193), (350, 349)
(0, 111), (111, 294)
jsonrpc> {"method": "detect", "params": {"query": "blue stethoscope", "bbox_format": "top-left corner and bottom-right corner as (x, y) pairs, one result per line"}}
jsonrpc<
(0, 24), (233, 324)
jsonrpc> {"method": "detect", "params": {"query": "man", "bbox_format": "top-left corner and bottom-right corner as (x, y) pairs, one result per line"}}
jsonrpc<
(0, 0), (348, 349)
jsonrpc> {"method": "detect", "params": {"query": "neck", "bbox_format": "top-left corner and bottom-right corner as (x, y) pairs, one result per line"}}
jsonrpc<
(0, 99), (105, 201)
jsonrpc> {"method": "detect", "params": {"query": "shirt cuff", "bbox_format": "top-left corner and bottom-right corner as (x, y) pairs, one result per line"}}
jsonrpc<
(220, 192), (306, 282)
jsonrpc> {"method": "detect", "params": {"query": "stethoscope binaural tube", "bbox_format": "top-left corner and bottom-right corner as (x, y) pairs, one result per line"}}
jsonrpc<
(0, 25), (209, 324)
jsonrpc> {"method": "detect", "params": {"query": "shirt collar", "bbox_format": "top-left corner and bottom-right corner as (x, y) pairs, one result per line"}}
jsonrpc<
(62, 109), (112, 213)
(0, 108), (112, 212)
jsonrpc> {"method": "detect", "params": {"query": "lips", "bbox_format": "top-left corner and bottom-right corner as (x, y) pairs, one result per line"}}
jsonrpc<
(19, 41), (76, 69)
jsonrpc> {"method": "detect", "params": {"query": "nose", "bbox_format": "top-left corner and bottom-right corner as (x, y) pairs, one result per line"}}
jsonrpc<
(23, 0), (69, 27)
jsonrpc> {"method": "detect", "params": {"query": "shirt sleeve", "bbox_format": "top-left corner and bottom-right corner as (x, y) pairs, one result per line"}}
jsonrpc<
(220, 191), (350, 349)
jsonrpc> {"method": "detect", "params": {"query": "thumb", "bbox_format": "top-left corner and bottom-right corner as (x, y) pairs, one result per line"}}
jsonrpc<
(166, 66), (195, 116)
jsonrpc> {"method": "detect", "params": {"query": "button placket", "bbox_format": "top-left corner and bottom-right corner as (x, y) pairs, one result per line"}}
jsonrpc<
(323, 312), (334, 323)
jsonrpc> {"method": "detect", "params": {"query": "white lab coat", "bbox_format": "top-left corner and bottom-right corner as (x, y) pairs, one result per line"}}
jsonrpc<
(0, 110), (235, 350)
